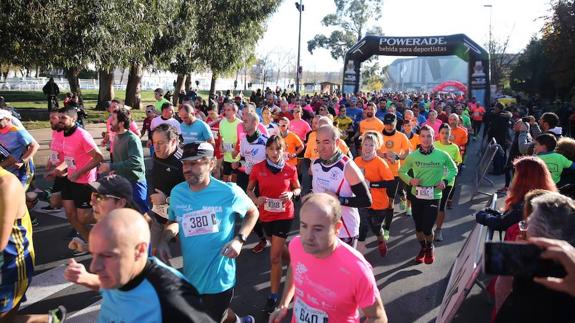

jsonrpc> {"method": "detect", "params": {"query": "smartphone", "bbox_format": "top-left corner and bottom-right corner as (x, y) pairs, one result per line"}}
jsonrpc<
(484, 241), (566, 278)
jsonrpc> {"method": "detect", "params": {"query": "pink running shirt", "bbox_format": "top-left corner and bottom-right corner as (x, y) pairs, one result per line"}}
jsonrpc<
(49, 130), (64, 166)
(62, 127), (100, 184)
(289, 119), (312, 142)
(288, 236), (379, 323)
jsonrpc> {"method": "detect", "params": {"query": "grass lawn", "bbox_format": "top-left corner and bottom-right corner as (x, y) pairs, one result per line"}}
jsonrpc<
(0, 89), (211, 129)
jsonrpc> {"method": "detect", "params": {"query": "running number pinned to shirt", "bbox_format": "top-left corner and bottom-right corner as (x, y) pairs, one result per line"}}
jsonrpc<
(49, 151), (60, 164)
(264, 198), (285, 212)
(182, 209), (219, 237)
(294, 298), (328, 323)
(64, 156), (76, 170)
(223, 142), (234, 152)
(152, 204), (169, 219)
(415, 186), (434, 200)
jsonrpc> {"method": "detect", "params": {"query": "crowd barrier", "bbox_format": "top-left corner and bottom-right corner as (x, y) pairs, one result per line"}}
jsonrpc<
(469, 138), (501, 203)
(436, 193), (497, 323)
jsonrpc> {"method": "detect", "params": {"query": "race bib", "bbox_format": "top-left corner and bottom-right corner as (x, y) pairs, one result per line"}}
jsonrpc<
(415, 186), (434, 200)
(182, 209), (219, 237)
(223, 142), (234, 152)
(294, 298), (328, 323)
(64, 156), (76, 169)
(264, 198), (285, 212)
(49, 151), (60, 164)
(152, 204), (169, 219)
(211, 130), (219, 140)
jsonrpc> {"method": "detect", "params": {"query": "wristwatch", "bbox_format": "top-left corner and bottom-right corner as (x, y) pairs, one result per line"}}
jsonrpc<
(235, 233), (247, 244)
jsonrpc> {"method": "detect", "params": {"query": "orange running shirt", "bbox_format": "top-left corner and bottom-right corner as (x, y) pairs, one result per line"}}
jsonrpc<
(451, 126), (469, 154)
(354, 156), (394, 210)
(304, 131), (350, 160)
(359, 118), (384, 135)
(283, 132), (304, 166)
(378, 131), (410, 176)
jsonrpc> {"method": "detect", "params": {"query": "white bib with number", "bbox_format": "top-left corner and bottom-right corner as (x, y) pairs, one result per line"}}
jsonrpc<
(182, 209), (219, 237)
(211, 130), (219, 140)
(49, 151), (60, 164)
(294, 298), (328, 323)
(264, 198), (285, 212)
(64, 156), (76, 170)
(152, 204), (169, 219)
(223, 142), (234, 152)
(415, 186), (434, 200)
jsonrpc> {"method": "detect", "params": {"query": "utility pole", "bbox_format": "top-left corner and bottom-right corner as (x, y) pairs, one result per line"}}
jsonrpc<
(295, 0), (304, 95)
(484, 4), (493, 84)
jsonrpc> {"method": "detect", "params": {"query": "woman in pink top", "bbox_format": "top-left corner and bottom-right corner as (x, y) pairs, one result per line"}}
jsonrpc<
(289, 105), (311, 142)
(423, 110), (443, 138)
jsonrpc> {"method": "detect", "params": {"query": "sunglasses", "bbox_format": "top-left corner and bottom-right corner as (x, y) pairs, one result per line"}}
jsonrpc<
(92, 192), (121, 202)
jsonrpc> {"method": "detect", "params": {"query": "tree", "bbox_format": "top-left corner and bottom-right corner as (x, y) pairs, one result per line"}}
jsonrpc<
(307, 0), (382, 60)
(192, 0), (281, 97)
(486, 33), (519, 90)
(510, 37), (555, 98)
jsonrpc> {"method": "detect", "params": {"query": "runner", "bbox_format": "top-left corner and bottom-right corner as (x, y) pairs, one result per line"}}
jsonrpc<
(378, 113), (411, 241)
(448, 113), (469, 157)
(44, 109), (65, 210)
(178, 103), (214, 145)
(278, 117), (304, 167)
(311, 125), (372, 248)
(334, 106), (354, 146)
(150, 102), (181, 135)
(153, 88), (171, 111)
(433, 124), (462, 242)
(469, 102), (485, 140)
(219, 102), (242, 183)
(354, 131), (394, 256)
(58, 106), (104, 252)
(398, 125), (457, 264)
(89, 209), (215, 322)
(234, 111), (269, 253)
(0, 166), (66, 323)
(98, 107), (149, 213)
(246, 135), (301, 313)
(205, 104), (223, 179)
(262, 106), (279, 137)
(0, 110), (39, 190)
(157, 142), (259, 323)
(269, 193), (388, 323)
(355, 102), (384, 145)
(288, 105), (311, 143)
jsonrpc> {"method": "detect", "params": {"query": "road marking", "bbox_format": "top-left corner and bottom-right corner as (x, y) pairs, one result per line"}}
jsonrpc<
(67, 300), (102, 322)
(20, 265), (72, 309)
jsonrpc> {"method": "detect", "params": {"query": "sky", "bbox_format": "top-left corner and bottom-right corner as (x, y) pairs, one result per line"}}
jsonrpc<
(256, 0), (551, 72)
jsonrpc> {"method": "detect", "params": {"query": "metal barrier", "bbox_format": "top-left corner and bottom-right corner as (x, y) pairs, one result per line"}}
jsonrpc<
(436, 193), (497, 323)
(469, 138), (501, 202)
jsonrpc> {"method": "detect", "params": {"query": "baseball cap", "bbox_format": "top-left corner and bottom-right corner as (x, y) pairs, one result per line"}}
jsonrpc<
(89, 174), (133, 201)
(181, 142), (214, 161)
(383, 113), (396, 124)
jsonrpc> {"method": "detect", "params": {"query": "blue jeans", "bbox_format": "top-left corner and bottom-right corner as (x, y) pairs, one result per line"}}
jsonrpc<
(132, 180), (150, 213)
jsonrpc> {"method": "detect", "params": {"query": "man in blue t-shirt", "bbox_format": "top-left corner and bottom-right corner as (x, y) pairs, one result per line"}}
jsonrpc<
(89, 208), (215, 323)
(346, 96), (364, 128)
(177, 104), (214, 145)
(0, 110), (39, 188)
(158, 142), (259, 323)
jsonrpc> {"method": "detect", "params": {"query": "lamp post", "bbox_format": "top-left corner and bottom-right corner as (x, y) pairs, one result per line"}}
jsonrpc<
(295, 0), (304, 95)
(484, 4), (493, 84)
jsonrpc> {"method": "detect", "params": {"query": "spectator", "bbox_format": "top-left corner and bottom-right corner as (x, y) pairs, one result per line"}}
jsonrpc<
(555, 137), (575, 188)
(539, 112), (562, 138)
(42, 77), (60, 112)
(534, 134), (575, 184)
(498, 120), (532, 193)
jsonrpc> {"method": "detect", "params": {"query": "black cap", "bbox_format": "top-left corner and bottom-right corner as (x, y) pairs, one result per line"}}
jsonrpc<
(181, 142), (214, 161)
(383, 113), (396, 124)
(89, 174), (133, 201)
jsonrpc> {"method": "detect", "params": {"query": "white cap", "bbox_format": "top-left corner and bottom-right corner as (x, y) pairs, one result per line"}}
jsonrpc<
(0, 109), (12, 120)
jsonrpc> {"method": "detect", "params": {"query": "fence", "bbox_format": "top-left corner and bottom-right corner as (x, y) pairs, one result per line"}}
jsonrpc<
(469, 138), (502, 203)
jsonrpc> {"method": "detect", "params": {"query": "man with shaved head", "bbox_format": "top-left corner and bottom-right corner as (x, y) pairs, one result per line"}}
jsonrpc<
(270, 193), (387, 323)
(90, 208), (214, 323)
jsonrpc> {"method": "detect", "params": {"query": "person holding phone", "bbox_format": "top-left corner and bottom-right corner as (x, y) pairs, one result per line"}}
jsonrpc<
(494, 192), (575, 323)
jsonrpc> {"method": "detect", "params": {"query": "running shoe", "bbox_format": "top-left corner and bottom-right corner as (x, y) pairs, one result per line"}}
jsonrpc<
(424, 244), (435, 264)
(383, 229), (390, 241)
(68, 237), (88, 254)
(240, 315), (255, 323)
(265, 296), (278, 314)
(399, 199), (407, 212)
(48, 305), (67, 323)
(415, 246), (426, 264)
(434, 229), (443, 242)
(251, 239), (267, 254)
(377, 240), (388, 257)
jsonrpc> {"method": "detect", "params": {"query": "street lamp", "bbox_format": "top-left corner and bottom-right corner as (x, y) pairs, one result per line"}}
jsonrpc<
(483, 4), (493, 84)
(295, 1), (304, 95)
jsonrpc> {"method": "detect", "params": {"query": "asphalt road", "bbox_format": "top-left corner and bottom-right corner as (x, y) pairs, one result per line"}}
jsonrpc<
(19, 124), (501, 322)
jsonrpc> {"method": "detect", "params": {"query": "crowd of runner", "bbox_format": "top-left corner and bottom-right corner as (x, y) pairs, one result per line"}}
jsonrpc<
(0, 87), (574, 322)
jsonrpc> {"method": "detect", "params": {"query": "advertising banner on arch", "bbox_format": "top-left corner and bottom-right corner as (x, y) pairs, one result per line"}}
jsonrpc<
(342, 34), (490, 105)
